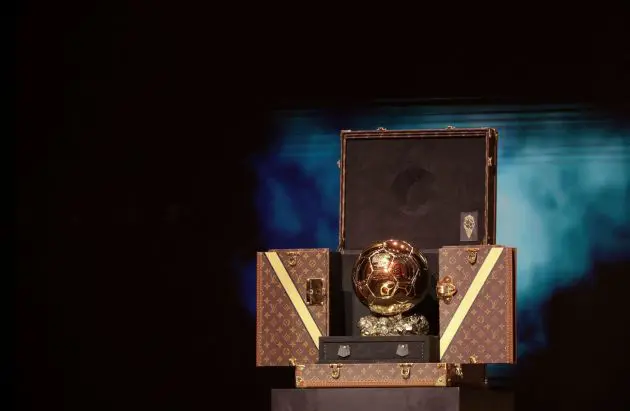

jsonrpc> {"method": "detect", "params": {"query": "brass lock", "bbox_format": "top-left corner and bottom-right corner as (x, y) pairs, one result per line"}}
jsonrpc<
(436, 276), (457, 304)
(399, 363), (412, 380)
(306, 278), (325, 306)
(330, 364), (342, 379)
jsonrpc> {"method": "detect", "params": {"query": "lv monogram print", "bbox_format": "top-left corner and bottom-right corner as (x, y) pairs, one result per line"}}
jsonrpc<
(295, 363), (454, 388)
(256, 249), (329, 367)
(439, 246), (516, 364)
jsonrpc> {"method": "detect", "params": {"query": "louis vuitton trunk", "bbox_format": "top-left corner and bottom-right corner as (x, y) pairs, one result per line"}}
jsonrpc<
(294, 362), (485, 388)
(437, 245), (517, 364)
(256, 249), (343, 367)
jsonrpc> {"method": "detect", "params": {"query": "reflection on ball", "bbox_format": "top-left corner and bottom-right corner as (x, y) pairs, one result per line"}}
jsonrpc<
(352, 239), (429, 316)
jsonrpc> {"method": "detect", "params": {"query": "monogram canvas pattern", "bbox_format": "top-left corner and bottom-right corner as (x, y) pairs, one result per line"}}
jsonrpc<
(295, 363), (453, 388)
(256, 249), (329, 366)
(438, 247), (493, 329)
(439, 246), (515, 364)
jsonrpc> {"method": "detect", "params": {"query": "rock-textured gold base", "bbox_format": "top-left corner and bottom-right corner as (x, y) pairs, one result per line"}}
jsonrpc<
(357, 313), (430, 336)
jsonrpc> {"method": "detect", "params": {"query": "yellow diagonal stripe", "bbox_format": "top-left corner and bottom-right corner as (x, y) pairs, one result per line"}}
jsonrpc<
(265, 252), (321, 349)
(440, 247), (504, 359)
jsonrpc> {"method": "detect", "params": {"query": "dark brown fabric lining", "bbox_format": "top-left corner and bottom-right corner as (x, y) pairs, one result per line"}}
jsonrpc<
(343, 137), (487, 250)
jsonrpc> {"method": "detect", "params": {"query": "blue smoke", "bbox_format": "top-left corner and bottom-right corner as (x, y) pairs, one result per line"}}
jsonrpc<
(243, 104), (630, 360)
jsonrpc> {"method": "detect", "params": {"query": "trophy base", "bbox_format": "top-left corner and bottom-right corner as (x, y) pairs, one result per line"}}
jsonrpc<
(357, 313), (430, 337)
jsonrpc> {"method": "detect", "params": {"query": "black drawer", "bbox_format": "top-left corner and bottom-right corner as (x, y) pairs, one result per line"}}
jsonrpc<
(318, 335), (439, 363)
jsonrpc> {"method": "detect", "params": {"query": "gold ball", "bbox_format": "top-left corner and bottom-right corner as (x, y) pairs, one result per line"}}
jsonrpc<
(352, 239), (429, 316)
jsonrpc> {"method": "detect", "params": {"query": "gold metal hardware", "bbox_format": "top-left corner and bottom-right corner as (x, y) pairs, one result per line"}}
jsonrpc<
(436, 276), (457, 304)
(306, 278), (325, 305)
(466, 248), (479, 265)
(329, 364), (342, 379)
(398, 363), (412, 380)
(288, 357), (297, 366)
(487, 156), (494, 167)
(295, 376), (304, 387)
(454, 364), (464, 378)
(469, 354), (478, 364)
(287, 253), (298, 267)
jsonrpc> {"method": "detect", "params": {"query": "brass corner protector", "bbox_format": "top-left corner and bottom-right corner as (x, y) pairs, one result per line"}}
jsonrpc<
(435, 375), (447, 386)
(295, 376), (304, 387)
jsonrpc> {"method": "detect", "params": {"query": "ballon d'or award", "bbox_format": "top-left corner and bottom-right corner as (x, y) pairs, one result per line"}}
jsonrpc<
(352, 239), (430, 336)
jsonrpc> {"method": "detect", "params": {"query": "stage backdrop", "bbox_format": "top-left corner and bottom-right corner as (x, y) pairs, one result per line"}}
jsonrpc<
(240, 103), (630, 377)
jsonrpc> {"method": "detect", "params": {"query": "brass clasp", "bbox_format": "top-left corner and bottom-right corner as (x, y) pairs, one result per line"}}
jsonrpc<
(466, 248), (479, 265)
(329, 364), (342, 379)
(399, 363), (412, 380)
(436, 276), (457, 304)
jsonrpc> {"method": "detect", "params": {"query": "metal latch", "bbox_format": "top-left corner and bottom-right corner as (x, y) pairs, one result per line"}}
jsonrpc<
(306, 278), (325, 305)
(436, 276), (457, 304)
(330, 364), (342, 379)
(399, 363), (412, 380)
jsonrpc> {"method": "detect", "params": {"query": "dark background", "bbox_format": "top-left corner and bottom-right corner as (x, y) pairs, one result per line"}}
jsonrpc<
(13, 6), (630, 411)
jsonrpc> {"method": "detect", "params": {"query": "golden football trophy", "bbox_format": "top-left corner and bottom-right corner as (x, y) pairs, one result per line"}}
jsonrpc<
(352, 239), (430, 336)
